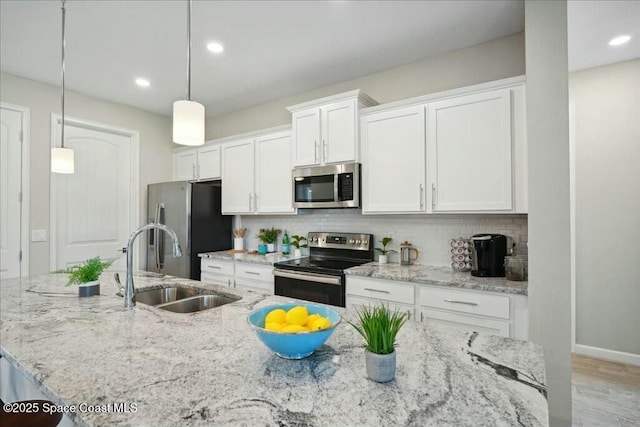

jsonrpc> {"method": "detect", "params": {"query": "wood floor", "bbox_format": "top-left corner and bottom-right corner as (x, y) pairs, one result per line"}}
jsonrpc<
(572, 354), (640, 426)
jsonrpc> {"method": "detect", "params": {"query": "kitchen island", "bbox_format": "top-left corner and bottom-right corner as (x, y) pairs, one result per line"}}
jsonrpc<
(0, 273), (548, 426)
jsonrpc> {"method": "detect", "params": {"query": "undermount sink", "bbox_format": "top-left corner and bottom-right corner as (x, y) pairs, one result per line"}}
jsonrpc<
(134, 286), (240, 313)
(135, 287), (201, 306)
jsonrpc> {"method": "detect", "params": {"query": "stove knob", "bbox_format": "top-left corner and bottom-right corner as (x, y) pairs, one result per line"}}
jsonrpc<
(363, 240), (368, 245)
(349, 239), (355, 244)
(356, 239), (361, 244)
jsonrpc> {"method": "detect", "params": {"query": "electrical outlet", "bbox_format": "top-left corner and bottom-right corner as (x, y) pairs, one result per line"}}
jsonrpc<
(31, 229), (47, 242)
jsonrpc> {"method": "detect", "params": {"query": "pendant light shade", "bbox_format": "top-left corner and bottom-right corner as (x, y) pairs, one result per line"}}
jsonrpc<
(173, 0), (205, 146)
(52, 0), (74, 173)
(173, 100), (205, 146)
(51, 147), (75, 174)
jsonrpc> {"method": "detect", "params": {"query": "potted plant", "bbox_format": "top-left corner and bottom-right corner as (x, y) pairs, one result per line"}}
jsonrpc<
(290, 234), (308, 258)
(375, 237), (397, 264)
(257, 228), (280, 253)
(349, 304), (408, 383)
(56, 257), (112, 297)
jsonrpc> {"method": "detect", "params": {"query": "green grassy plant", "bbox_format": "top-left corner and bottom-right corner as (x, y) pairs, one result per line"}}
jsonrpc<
(349, 304), (408, 354)
(55, 257), (112, 285)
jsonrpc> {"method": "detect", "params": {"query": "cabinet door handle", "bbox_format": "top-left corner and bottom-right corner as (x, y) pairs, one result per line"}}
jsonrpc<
(363, 287), (390, 294)
(419, 184), (424, 209)
(192, 164), (196, 180)
(245, 271), (260, 276)
(254, 193), (258, 211)
(196, 164), (200, 179)
(407, 310), (412, 320)
(420, 312), (424, 322)
(444, 299), (478, 306)
(248, 193), (252, 211)
(227, 279), (230, 287)
(431, 183), (436, 209)
(207, 265), (221, 270)
(323, 139), (327, 162)
(314, 140), (318, 163)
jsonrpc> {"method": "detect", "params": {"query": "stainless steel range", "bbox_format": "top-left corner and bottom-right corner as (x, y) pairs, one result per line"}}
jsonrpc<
(273, 232), (373, 307)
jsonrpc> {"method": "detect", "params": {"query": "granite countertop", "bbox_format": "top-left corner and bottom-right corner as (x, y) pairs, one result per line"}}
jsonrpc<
(0, 273), (547, 426)
(199, 250), (301, 265)
(345, 262), (529, 295)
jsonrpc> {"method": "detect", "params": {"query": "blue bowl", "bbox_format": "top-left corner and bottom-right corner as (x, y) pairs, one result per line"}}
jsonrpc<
(247, 303), (341, 359)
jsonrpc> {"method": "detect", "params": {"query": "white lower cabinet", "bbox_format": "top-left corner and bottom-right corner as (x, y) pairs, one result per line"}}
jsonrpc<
(346, 276), (527, 340)
(200, 259), (274, 295)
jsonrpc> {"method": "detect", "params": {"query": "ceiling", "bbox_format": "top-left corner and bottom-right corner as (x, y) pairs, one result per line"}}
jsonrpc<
(1, 1), (637, 119)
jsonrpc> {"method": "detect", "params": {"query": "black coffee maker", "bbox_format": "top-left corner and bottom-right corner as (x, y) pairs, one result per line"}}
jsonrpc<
(471, 234), (513, 277)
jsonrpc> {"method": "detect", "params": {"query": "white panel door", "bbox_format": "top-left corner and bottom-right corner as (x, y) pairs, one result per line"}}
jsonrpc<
(196, 145), (221, 180)
(361, 105), (426, 213)
(0, 108), (22, 279)
(321, 99), (356, 164)
(428, 89), (513, 212)
(221, 139), (255, 214)
(292, 109), (320, 167)
(255, 131), (295, 213)
(53, 122), (132, 269)
(173, 150), (197, 181)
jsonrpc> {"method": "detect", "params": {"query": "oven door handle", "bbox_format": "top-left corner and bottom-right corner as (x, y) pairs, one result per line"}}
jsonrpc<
(273, 269), (342, 286)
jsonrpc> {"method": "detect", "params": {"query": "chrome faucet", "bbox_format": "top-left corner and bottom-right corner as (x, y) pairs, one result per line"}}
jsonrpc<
(123, 223), (182, 310)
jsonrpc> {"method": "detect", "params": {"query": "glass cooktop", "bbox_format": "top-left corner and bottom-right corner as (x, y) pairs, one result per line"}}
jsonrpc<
(274, 257), (368, 275)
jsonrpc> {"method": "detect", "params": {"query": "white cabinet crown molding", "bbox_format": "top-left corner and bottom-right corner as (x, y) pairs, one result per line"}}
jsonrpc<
(360, 75), (526, 117)
(172, 124), (292, 153)
(286, 89), (378, 113)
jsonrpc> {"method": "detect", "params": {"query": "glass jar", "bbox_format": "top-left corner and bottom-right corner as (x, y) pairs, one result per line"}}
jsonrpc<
(504, 256), (526, 281)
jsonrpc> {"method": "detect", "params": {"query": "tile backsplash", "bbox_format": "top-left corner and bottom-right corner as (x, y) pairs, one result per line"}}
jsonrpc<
(236, 210), (528, 267)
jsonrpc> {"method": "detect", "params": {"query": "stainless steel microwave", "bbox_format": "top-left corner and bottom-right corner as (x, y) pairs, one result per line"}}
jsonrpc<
(293, 163), (360, 209)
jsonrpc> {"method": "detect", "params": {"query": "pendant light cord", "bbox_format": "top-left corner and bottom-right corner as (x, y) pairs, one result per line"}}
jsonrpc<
(186, 0), (192, 101)
(61, 0), (66, 148)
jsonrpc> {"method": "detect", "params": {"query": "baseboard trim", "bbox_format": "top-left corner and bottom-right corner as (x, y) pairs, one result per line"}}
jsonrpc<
(574, 344), (640, 366)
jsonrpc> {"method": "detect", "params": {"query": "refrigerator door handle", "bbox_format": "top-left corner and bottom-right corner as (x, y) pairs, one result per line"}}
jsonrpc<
(158, 204), (166, 269)
(153, 203), (161, 270)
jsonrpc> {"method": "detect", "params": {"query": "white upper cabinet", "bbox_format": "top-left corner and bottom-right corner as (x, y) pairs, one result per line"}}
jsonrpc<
(361, 105), (427, 214)
(427, 88), (513, 212)
(221, 129), (295, 215)
(288, 90), (377, 168)
(173, 145), (221, 181)
(255, 131), (295, 214)
(221, 139), (255, 214)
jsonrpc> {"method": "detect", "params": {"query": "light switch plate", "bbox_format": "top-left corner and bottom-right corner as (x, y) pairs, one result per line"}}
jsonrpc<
(31, 229), (47, 242)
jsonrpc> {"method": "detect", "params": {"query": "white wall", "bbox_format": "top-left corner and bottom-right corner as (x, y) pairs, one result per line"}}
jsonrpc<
(571, 59), (640, 357)
(206, 33), (525, 139)
(0, 72), (174, 275)
(525, 1), (572, 425)
(239, 212), (527, 267)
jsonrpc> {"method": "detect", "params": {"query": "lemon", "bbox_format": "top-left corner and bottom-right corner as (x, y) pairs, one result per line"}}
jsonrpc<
(285, 306), (309, 326)
(265, 322), (285, 332)
(309, 317), (332, 331)
(305, 313), (321, 326)
(281, 324), (309, 333)
(265, 309), (287, 324)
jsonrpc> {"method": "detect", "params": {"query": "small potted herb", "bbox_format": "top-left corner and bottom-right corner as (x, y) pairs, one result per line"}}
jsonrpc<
(375, 237), (397, 264)
(56, 257), (112, 297)
(349, 304), (408, 383)
(290, 234), (308, 258)
(257, 228), (280, 253)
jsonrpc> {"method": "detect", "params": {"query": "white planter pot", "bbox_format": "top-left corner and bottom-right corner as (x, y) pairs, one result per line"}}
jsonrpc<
(267, 243), (276, 253)
(366, 350), (396, 383)
(78, 280), (100, 297)
(378, 254), (388, 264)
(293, 248), (302, 258)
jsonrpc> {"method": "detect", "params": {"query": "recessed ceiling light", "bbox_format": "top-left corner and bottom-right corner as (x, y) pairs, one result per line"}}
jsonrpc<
(207, 42), (224, 53)
(609, 35), (631, 46)
(135, 78), (150, 87)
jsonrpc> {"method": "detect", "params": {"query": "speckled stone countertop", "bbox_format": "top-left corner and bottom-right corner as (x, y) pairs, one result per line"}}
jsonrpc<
(345, 262), (529, 295)
(199, 250), (301, 265)
(0, 273), (546, 426)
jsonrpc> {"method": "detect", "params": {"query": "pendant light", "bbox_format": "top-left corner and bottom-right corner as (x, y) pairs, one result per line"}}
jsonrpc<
(173, 0), (205, 146)
(51, 0), (74, 174)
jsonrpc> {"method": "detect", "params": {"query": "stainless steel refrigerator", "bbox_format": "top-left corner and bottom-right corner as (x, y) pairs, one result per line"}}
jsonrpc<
(146, 180), (232, 280)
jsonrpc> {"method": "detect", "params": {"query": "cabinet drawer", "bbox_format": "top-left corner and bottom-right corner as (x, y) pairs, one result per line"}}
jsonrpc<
(200, 272), (232, 287)
(347, 295), (415, 322)
(420, 286), (509, 320)
(420, 308), (510, 338)
(347, 277), (414, 305)
(235, 263), (273, 283)
(200, 259), (234, 277)
(235, 278), (273, 294)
